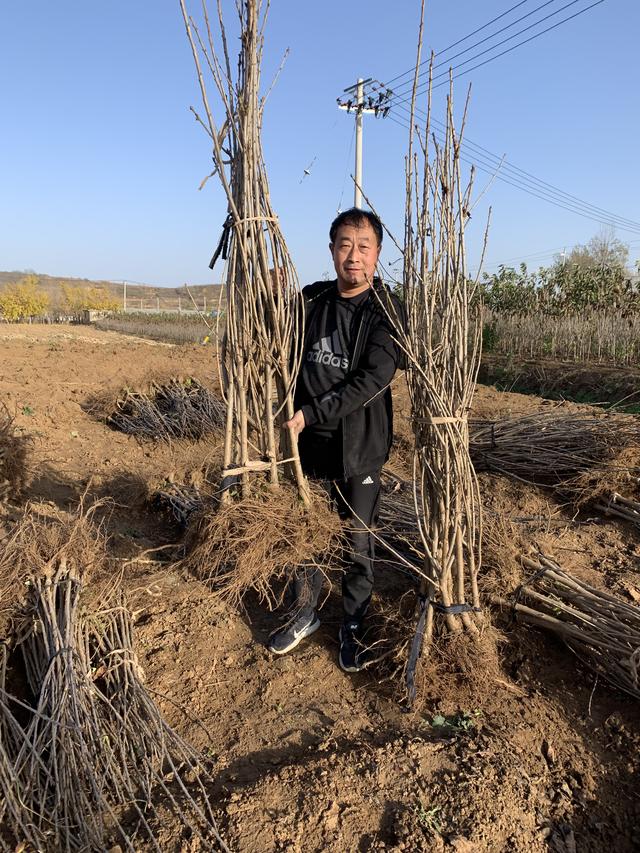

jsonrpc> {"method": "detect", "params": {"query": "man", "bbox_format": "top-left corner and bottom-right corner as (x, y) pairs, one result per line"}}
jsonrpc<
(267, 207), (403, 672)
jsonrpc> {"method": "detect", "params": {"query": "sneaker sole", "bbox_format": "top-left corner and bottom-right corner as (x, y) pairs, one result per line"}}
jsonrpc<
(268, 618), (321, 655)
(339, 657), (363, 673)
(338, 626), (367, 673)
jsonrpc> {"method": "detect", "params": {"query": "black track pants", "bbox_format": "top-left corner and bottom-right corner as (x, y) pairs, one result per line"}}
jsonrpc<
(294, 469), (381, 622)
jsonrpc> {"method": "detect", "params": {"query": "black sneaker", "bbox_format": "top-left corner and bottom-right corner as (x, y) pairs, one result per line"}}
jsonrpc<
(267, 610), (320, 655)
(339, 620), (367, 673)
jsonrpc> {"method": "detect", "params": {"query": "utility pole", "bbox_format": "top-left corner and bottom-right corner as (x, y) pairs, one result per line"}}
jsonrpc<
(337, 78), (393, 209)
(354, 78), (364, 208)
(123, 280), (127, 312)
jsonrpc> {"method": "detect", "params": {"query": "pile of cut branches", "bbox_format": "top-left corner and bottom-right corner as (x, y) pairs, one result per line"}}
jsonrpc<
(377, 473), (423, 575)
(596, 491), (640, 530)
(0, 503), (228, 851)
(0, 402), (30, 500)
(470, 409), (640, 503)
(108, 377), (225, 441)
(508, 554), (640, 700)
(152, 479), (208, 527)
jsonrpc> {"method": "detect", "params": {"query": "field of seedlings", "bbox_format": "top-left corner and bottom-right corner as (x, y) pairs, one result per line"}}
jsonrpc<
(1, 322), (639, 851)
(95, 309), (218, 344)
(482, 252), (640, 366)
(483, 308), (640, 365)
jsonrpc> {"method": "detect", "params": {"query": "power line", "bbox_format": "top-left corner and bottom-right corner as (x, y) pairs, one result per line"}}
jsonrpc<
(373, 16), (638, 229)
(388, 100), (640, 232)
(384, 112), (640, 235)
(386, 0), (572, 104)
(486, 245), (567, 263)
(381, 0), (534, 90)
(394, 128), (640, 234)
(386, 0), (605, 108)
(479, 239), (640, 273)
(433, 0), (605, 91)
(340, 0), (634, 235)
(433, 125), (640, 231)
(481, 249), (566, 269)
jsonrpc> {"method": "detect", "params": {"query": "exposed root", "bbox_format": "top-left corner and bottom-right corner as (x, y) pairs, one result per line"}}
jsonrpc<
(367, 594), (503, 710)
(479, 511), (526, 598)
(0, 499), (108, 638)
(181, 482), (343, 609)
(152, 480), (207, 527)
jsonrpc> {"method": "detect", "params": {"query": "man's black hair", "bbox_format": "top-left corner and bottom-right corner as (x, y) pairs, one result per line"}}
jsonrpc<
(329, 207), (383, 247)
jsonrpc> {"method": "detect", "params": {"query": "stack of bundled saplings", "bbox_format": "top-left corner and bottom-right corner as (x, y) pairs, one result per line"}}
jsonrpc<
(177, 0), (351, 604)
(375, 2), (490, 703)
(508, 553), (640, 700)
(107, 377), (225, 441)
(471, 409), (640, 697)
(180, 0), (308, 502)
(470, 409), (640, 510)
(0, 502), (228, 851)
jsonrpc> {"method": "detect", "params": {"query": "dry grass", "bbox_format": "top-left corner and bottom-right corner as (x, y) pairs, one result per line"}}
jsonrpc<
(181, 482), (343, 609)
(0, 402), (31, 501)
(485, 309), (640, 366)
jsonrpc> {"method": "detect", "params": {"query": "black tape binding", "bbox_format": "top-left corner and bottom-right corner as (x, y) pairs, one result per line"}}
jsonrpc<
(431, 601), (483, 615)
(209, 213), (233, 270)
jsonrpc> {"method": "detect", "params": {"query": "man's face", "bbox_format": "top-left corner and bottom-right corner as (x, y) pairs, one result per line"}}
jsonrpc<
(330, 221), (381, 294)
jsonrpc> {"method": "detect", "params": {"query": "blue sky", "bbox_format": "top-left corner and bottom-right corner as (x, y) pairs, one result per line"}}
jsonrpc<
(1, 1), (638, 287)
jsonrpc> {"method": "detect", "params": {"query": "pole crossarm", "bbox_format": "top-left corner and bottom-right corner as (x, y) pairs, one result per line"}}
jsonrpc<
(336, 78), (394, 208)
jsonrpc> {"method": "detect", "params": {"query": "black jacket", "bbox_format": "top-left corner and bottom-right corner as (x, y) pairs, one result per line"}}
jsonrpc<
(295, 278), (404, 479)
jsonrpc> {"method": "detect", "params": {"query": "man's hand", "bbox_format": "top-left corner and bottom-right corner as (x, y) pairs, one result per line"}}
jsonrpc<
(283, 409), (305, 438)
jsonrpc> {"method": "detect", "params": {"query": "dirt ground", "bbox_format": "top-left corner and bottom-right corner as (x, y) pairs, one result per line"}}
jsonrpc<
(478, 354), (640, 407)
(1, 323), (639, 853)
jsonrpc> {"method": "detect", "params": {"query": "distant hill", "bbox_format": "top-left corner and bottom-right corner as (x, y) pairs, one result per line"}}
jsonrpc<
(0, 271), (224, 312)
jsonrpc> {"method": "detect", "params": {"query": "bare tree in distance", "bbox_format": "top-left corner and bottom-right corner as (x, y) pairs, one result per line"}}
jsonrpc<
(556, 229), (630, 271)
